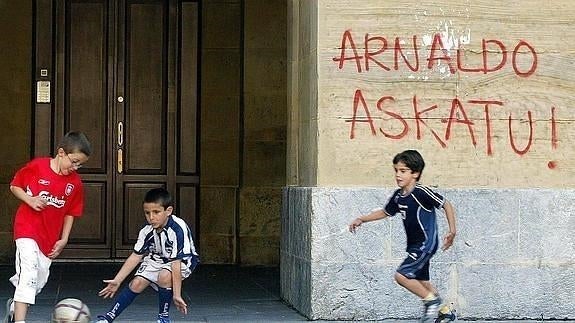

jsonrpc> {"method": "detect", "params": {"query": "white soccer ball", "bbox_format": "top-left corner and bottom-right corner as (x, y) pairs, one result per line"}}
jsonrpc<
(52, 298), (91, 323)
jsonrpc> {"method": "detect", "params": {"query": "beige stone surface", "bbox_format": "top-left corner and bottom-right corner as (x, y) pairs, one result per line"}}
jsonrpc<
(199, 187), (237, 263)
(313, 0), (575, 187)
(287, 0), (319, 186)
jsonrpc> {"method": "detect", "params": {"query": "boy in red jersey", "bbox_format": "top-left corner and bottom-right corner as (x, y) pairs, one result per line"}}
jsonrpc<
(3, 131), (91, 323)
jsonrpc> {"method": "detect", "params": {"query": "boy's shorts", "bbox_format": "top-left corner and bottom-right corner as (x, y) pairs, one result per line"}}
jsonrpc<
(396, 246), (436, 281)
(10, 238), (52, 304)
(135, 255), (198, 290)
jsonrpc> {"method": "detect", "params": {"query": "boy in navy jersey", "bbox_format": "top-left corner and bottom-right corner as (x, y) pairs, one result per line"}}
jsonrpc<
(95, 188), (199, 323)
(349, 150), (456, 323)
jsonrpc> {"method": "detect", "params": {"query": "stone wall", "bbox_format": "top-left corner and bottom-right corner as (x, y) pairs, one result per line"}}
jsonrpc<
(281, 187), (575, 320)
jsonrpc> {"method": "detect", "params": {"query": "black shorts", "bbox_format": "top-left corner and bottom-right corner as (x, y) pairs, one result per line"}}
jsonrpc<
(396, 247), (436, 281)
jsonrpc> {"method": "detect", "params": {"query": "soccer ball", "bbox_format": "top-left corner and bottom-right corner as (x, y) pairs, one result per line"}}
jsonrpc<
(52, 298), (91, 323)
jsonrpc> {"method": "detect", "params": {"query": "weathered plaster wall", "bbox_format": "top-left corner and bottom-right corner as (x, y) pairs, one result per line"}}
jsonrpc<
(316, 0), (575, 187)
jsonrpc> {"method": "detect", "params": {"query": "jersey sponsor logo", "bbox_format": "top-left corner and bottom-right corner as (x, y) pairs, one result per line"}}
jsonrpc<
(38, 179), (50, 185)
(398, 204), (407, 220)
(39, 190), (66, 208)
(65, 183), (74, 196)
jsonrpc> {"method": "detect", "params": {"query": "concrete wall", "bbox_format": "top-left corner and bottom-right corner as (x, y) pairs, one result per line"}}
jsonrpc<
(282, 187), (575, 320)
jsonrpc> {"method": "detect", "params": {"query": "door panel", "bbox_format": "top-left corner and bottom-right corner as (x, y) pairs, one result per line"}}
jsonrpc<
(36, 0), (200, 259)
(59, 0), (112, 258)
(124, 2), (166, 173)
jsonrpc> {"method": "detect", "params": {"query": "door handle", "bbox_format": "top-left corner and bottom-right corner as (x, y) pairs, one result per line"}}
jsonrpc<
(117, 148), (123, 174)
(117, 121), (124, 173)
(118, 121), (123, 146)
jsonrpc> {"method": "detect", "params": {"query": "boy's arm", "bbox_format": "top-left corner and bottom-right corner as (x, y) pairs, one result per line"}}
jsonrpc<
(349, 208), (389, 233)
(98, 252), (143, 298)
(10, 185), (47, 211)
(48, 215), (74, 259)
(441, 200), (457, 251)
(170, 259), (187, 314)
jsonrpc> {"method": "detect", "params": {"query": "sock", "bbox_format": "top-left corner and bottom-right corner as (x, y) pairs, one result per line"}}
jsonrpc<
(101, 287), (140, 322)
(158, 287), (173, 320)
(423, 292), (437, 301)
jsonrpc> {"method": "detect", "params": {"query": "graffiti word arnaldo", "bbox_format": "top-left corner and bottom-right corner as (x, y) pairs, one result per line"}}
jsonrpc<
(332, 30), (538, 77)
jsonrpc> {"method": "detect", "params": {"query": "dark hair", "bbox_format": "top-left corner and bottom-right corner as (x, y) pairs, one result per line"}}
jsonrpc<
(58, 131), (92, 156)
(144, 187), (173, 209)
(393, 149), (425, 181)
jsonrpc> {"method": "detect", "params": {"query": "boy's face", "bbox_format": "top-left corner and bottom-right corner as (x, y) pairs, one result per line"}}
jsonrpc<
(143, 202), (173, 231)
(393, 161), (419, 190)
(57, 148), (89, 175)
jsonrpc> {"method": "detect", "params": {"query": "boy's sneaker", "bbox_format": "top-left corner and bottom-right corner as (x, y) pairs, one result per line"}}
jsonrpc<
(420, 296), (442, 323)
(93, 316), (110, 323)
(3, 298), (14, 323)
(157, 318), (170, 323)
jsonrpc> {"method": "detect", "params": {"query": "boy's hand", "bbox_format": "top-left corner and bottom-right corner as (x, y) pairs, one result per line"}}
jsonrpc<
(442, 231), (456, 251)
(48, 239), (68, 259)
(98, 280), (120, 298)
(173, 295), (188, 314)
(348, 218), (363, 233)
(27, 196), (48, 211)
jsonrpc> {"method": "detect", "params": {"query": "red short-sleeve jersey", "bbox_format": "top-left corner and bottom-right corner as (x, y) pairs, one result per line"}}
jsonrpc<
(10, 157), (85, 256)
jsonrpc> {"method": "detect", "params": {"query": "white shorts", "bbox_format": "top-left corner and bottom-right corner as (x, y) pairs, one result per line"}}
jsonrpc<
(9, 238), (52, 304)
(134, 255), (194, 291)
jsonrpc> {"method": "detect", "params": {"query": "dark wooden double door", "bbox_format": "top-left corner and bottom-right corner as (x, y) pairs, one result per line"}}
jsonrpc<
(34, 0), (200, 258)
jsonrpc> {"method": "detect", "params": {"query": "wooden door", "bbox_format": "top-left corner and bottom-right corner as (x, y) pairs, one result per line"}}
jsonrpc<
(33, 0), (200, 259)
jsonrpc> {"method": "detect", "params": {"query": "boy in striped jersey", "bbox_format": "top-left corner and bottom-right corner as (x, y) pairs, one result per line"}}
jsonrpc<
(349, 150), (456, 323)
(95, 188), (199, 323)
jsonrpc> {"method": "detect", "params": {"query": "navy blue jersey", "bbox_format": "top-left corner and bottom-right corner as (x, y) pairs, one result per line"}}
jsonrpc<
(384, 183), (445, 253)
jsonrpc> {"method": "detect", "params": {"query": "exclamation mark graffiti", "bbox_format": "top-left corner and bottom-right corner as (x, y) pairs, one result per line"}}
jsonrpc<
(548, 106), (558, 169)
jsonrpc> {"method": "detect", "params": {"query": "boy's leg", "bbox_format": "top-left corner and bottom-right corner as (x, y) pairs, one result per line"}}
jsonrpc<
(96, 278), (148, 323)
(10, 238), (49, 322)
(395, 250), (436, 298)
(420, 280), (438, 296)
(394, 272), (432, 298)
(396, 250), (441, 322)
(157, 287), (173, 322)
(157, 269), (174, 322)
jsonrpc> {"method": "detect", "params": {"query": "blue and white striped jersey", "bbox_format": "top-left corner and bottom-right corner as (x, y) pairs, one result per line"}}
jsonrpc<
(384, 183), (445, 253)
(134, 214), (199, 265)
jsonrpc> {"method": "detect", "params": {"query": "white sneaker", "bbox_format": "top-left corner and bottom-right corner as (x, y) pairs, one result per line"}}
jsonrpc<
(420, 297), (441, 323)
(2, 298), (13, 323)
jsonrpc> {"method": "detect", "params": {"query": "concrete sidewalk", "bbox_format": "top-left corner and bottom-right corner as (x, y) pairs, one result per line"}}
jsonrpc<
(0, 263), (571, 322)
(0, 263), (306, 322)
